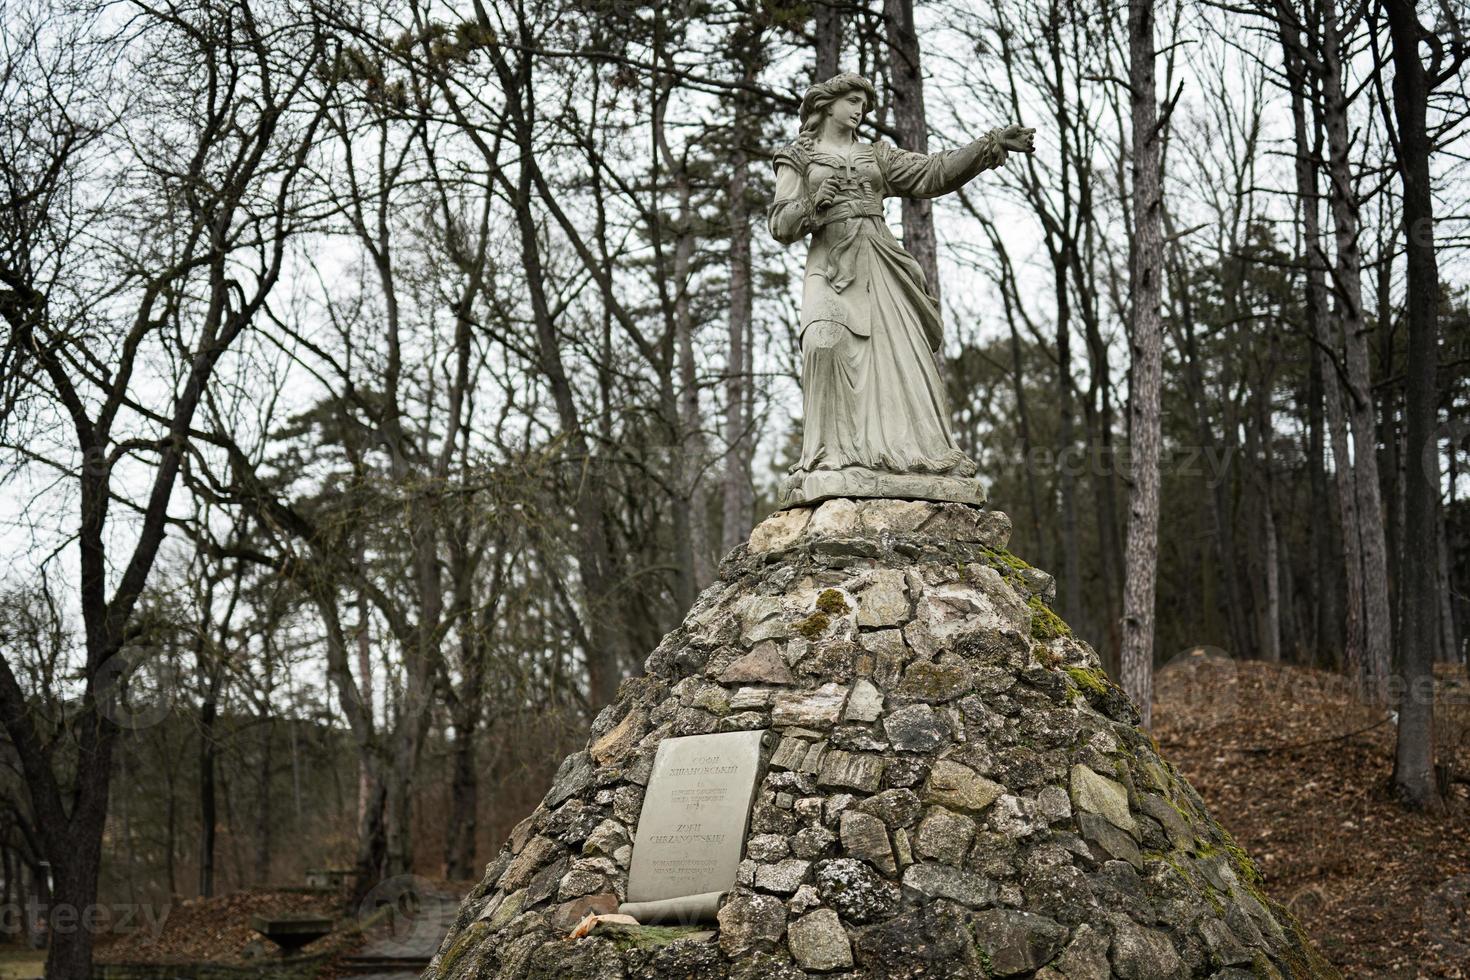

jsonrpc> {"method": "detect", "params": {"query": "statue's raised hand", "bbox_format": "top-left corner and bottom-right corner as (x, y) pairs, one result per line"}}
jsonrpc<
(995, 124), (1037, 153)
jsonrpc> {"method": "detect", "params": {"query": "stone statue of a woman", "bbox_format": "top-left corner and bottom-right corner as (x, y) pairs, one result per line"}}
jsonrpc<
(770, 72), (1035, 506)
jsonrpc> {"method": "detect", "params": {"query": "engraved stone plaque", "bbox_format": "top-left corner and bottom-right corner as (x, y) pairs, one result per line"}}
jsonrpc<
(619, 729), (769, 923)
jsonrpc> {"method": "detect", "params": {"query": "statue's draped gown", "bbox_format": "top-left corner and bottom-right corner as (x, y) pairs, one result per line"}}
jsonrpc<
(769, 135), (1007, 481)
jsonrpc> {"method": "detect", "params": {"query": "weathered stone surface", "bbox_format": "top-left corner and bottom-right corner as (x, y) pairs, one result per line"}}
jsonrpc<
(914, 806), (974, 866)
(754, 859), (810, 895)
(740, 596), (790, 645)
(545, 753), (593, 809)
(851, 903), (983, 976)
(747, 834), (789, 863)
(839, 810), (896, 874)
(730, 687), (775, 711)
(897, 659), (972, 702)
(783, 472), (987, 509)
(425, 499), (1336, 980)
(858, 499), (934, 534)
(787, 908), (853, 971)
(901, 863), (998, 907)
(1078, 813), (1143, 868)
(843, 679), (884, 723)
(772, 683), (846, 728)
(883, 704), (949, 752)
(1138, 792), (1192, 850)
(1053, 923), (1113, 980)
(749, 507), (812, 552)
(582, 818), (630, 858)
(817, 750), (886, 792)
(856, 569), (909, 628)
(790, 824), (837, 860)
(720, 644), (796, 685)
(1035, 784), (1073, 824)
(808, 497), (862, 535)
(922, 759), (1004, 814)
(717, 893), (787, 957)
(970, 909), (1068, 976)
(813, 858), (900, 925)
(1111, 919), (1186, 979)
(590, 710), (647, 766)
(501, 835), (561, 892)
(546, 892), (618, 933)
(854, 788), (922, 830)
(1070, 764), (1138, 834)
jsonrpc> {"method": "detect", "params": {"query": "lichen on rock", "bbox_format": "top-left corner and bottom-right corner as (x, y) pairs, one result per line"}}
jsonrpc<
(422, 499), (1340, 980)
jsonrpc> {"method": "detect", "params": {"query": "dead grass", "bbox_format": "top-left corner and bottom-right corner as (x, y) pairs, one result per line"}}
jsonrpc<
(1154, 659), (1470, 978)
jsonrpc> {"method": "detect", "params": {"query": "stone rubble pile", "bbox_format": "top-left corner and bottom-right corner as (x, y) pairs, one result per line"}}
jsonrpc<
(423, 498), (1337, 979)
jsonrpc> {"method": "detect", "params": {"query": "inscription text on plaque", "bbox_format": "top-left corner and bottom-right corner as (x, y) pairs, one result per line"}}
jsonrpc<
(620, 729), (768, 922)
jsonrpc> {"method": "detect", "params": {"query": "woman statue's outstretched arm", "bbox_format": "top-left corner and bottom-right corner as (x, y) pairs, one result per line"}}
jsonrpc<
(879, 124), (1036, 200)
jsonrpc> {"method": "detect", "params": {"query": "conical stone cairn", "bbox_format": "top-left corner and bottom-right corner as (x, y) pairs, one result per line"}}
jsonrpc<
(424, 499), (1338, 979)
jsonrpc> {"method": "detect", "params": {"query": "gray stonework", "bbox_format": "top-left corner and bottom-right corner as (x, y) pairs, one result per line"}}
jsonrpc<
(422, 499), (1338, 980)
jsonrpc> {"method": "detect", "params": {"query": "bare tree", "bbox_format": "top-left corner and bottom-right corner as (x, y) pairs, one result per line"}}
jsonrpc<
(1379, 0), (1465, 810)
(1121, 0), (1166, 725)
(0, 0), (329, 972)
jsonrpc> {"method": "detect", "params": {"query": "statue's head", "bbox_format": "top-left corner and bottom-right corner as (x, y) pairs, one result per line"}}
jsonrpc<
(799, 72), (877, 138)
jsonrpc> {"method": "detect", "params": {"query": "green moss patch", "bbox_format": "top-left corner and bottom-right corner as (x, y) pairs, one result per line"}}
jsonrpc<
(795, 612), (831, 638)
(439, 920), (488, 976)
(1028, 596), (1072, 640)
(594, 923), (711, 951)
(982, 546), (1032, 571)
(815, 588), (850, 615)
(1064, 666), (1109, 696)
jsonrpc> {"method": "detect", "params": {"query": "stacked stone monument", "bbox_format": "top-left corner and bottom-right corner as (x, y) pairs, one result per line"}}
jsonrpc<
(421, 498), (1338, 979)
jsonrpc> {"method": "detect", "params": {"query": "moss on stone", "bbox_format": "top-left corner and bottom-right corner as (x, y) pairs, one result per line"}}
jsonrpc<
(1064, 666), (1109, 696)
(816, 588), (850, 615)
(440, 920), (489, 977)
(1219, 829), (1266, 889)
(596, 923), (710, 951)
(1269, 900), (1344, 978)
(982, 546), (1032, 571)
(1028, 596), (1072, 640)
(795, 611), (831, 638)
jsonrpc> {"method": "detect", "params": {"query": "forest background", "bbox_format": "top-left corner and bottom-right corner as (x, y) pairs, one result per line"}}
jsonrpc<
(0, 0), (1466, 974)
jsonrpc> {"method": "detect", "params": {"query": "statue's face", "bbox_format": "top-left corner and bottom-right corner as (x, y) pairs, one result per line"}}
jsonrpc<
(826, 90), (867, 132)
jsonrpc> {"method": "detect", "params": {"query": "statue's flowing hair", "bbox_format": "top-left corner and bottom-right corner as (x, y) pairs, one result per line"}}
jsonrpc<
(798, 72), (878, 141)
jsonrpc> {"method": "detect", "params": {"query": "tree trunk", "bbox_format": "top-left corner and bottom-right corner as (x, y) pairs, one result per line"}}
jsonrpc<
(723, 29), (761, 554)
(814, 0), (842, 80)
(1384, 0), (1444, 810)
(1277, 0), (1365, 679)
(44, 850), (103, 980)
(199, 695), (218, 898)
(665, 126), (713, 597)
(1121, 0), (1164, 727)
(1262, 486), (1282, 663)
(1307, 309), (1330, 662)
(1320, 0), (1393, 703)
(883, 0), (939, 300)
(354, 769), (389, 899)
(1377, 237), (1402, 650)
(444, 715), (479, 880)
(1438, 491), (1457, 663)
(1004, 302), (1046, 565)
(255, 716), (274, 885)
